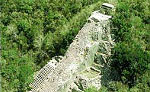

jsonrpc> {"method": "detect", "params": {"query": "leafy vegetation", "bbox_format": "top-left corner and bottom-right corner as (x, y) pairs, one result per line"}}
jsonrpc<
(111, 0), (150, 88)
(0, 0), (104, 91)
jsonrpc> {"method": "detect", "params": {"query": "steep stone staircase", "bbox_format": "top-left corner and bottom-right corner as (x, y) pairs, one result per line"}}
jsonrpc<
(30, 3), (115, 92)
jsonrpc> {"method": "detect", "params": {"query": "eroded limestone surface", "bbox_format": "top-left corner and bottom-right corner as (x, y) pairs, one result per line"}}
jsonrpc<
(30, 9), (114, 92)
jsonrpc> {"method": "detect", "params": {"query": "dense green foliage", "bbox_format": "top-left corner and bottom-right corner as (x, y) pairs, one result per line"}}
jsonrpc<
(111, 0), (150, 87)
(0, 0), (104, 91)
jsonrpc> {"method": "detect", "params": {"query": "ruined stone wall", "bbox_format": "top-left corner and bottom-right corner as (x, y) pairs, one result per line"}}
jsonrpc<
(30, 10), (114, 92)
